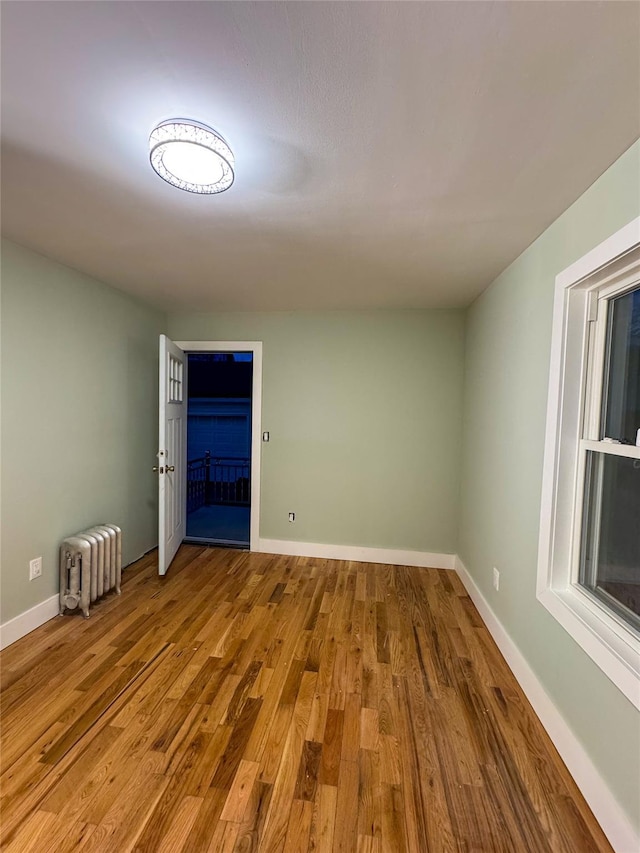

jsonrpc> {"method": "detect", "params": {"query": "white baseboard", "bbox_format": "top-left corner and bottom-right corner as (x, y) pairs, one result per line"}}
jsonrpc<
(0, 594), (60, 650)
(454, 556), (638, 853)
(0, 549), (152, 652)
(257, 538), (455, 570)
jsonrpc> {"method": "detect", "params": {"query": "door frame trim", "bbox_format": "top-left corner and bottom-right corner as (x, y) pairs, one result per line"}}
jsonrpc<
(176, 341), (262, 551)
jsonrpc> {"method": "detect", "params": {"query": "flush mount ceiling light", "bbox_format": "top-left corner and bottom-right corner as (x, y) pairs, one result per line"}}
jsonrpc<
(149, 119), (234, 194)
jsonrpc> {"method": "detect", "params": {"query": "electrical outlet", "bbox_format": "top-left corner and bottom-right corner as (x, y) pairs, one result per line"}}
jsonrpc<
(492, 567), (500, 591)
(262, 431), (270, 442)
(288, 512), (295, 522)
(29, 556), (42, 581)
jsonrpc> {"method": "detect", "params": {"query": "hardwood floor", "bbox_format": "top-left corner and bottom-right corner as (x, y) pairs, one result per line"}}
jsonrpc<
(1, 545), (612, 852)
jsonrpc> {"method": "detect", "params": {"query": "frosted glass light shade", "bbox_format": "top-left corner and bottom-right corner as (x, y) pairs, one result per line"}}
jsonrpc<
(149, 120), (234, 194)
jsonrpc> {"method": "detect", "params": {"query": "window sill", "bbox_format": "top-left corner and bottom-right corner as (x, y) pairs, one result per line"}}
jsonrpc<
(538, 584), (640, 709)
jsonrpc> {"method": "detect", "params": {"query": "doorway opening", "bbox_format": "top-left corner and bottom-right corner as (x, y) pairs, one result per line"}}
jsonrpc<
(184, 352), (253, 547)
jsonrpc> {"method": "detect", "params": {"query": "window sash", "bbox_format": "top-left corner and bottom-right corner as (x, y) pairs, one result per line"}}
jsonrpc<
(582, 284), (640, 440)
(571, 440), (640, 585)
(573, 281), (640, 607)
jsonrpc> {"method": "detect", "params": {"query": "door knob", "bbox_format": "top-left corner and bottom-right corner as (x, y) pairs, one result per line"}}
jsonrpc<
(166, 465), (175, 472)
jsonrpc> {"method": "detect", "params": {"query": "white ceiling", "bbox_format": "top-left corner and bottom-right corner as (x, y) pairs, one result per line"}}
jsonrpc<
(1, 1), (639, 313)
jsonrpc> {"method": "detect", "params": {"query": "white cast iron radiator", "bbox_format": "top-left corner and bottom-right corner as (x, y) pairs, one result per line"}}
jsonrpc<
(59, 524), (122, 618)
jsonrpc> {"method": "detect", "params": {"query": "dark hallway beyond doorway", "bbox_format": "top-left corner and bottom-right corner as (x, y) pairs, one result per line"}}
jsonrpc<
(185, 352), (253, 547)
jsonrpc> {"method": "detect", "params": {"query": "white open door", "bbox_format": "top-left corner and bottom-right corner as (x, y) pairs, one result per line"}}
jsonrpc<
(158, 335), (187, 575)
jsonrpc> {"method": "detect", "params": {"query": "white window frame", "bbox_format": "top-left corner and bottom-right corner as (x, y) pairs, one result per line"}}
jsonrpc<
(537, 217), (640, 710)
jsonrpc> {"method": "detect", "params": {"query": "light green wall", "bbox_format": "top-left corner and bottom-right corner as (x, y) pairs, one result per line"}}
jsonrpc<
(169, 310), (465, 554)
(459, 140), (640, 831)
(0, 240), (166, 624)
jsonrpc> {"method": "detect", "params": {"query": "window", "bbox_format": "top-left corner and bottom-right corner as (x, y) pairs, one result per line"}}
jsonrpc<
(168, 353), (183, 403)
(578, 287), (640, 630)
(537, 218), (640, 709)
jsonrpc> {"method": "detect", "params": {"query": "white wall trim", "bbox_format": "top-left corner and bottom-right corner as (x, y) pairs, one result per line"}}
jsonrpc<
(258, 538), (456, 569)
(455, 555), (638, 853)
(175, 340), (263, 552)
(0, 594), (60, 650)
(556, 216), (640, 290)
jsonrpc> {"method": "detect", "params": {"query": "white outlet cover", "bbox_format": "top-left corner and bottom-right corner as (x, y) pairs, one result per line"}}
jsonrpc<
(492, 567), (500, 590)
(29, 556), (43, 580)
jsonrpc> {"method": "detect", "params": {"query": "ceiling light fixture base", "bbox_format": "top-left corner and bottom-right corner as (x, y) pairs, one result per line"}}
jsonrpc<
(149, 119), (234, 194)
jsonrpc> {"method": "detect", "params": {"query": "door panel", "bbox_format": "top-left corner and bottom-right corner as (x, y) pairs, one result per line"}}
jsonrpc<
(158, 335), (187, 575)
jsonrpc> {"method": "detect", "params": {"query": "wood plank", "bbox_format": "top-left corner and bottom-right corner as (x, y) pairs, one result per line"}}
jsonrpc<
(283, 798), (313, 852)
(333, 759), (359, 853)
(318, 708), (343, 787)
(293, 740), (322, 802)
(155, 795), (203, 853)
(232, 779), (272, 851)
(308, 783), (337, 853)
(220, 760), (260, 823)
